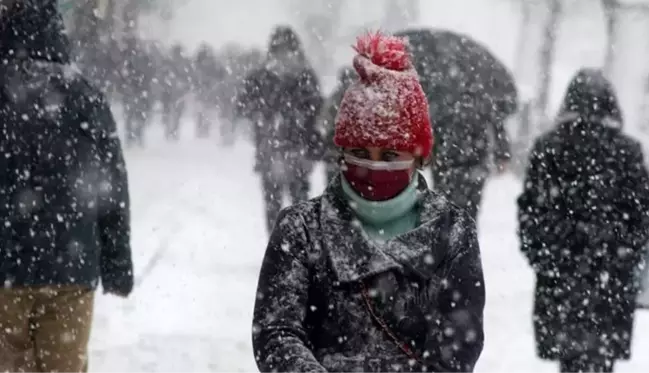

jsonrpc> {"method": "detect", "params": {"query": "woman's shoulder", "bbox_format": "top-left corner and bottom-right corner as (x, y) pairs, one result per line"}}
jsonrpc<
(273, 195), (325, 233)
(419, 188), (476, 231)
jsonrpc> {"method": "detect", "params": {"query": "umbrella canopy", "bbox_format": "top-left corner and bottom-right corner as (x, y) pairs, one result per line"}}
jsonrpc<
(395, 28), (519, 168)
(395, 28), (518, 119)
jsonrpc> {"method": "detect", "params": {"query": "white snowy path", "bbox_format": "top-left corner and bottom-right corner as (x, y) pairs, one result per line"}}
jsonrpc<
(87, 134), (649, 372)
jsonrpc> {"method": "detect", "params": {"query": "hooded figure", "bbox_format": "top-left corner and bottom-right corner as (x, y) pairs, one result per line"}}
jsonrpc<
(317, 65), (357, 183)
(119, 34), (155, 147)
(517, 68), (649, 373)
(161, 44), (192, 140)
(236, 25), (323, 233)
(252, 31), (484, 373)
(0, 1), (133, 371)
(193, 43), (225, 138)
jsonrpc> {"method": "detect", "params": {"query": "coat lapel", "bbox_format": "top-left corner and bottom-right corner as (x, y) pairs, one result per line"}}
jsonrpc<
(382, 186), (453, 281)
(321, 174), (452, 284)
(320, 179), (401, 283)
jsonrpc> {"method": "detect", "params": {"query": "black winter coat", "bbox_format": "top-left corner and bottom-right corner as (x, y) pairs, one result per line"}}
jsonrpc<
(431, 88), (514, 170)
(252, 175), (485, 372)
(0, 0), (133, 295)
(237, 54), (323, 169)
(119, 41), (155, 111)
(517, 70), (649, 360)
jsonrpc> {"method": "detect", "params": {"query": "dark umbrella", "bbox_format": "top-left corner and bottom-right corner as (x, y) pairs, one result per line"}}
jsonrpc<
(394, 28), (518, 119)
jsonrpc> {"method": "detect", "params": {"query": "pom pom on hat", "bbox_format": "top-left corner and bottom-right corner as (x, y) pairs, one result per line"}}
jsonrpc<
(334, 30), (433, 159)
(354, 31), (411, 73)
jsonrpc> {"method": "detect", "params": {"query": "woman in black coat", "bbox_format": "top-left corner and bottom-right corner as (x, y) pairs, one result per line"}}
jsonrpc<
(252, 32), (485, 372)
(517, 68), (649, 372)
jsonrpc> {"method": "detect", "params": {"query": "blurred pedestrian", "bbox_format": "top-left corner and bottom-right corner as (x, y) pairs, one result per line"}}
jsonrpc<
(236, 25), (322, 233)
(518, 68), (649, 373)
(0, 1), (133, 371)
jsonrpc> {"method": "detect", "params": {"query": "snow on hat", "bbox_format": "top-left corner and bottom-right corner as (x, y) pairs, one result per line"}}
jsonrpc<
(333, 31), (433, 159)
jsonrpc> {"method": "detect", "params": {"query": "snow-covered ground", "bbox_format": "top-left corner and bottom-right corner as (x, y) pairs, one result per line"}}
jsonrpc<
(83, 121), (649, 372)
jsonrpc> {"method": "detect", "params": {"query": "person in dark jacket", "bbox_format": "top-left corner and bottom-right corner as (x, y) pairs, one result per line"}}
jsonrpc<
(316, 65), (356, 183)
(517, 68), (649, 373)
(161, 44), (192, 141)
(119, 34), (154, 147)
(431, 73), (517, 222)
(252, 32), (485, 373)
(193, 43), (225, 138)
(237, 25), (323, 234)
(0, 1), (133, 371)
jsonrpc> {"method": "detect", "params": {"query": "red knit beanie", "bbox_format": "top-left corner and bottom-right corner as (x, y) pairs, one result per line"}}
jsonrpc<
(333, 31), (433, 159)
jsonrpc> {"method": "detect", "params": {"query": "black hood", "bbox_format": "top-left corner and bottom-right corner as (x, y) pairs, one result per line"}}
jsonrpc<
(0, 0), (71, 64)
(557, 68), (623, 126)
(267, 25), (306, 63)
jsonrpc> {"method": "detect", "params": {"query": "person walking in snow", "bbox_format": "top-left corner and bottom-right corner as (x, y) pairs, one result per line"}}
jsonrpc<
(517, 68), (649, 373)
(252, 32), (485, 373)
(193, 43), (226, 139)
(236, 25), (323, 234)
(161, 44), (192, 141)
(430, 71), (517, 223)
(120, 34), (155, 147)
(0, 1), (133, 371)
(316, 65), (356, 184)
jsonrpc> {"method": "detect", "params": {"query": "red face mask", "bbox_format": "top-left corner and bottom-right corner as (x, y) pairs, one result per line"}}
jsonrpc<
(342, 154), (414, 201)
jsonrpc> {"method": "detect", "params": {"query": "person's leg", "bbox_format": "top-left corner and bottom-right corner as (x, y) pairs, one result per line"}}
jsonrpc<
(33, 287), (94, 373)
(171, 100), (185, 140)
(262, 174), (283, 234)
(196, 106), (205, 138)
(463, 168), (488, 222)
(196, 106), (212, 138)
(0, 288), (37, 372)
(135, 116), (146, 148)
(162, 97), (173, 140)
(288, 167), (310, 204)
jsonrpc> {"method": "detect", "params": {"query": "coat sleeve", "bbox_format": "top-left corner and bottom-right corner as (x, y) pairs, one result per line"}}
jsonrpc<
(516, 138), (573, 273)
(252, 208), (327, 373)
(425, 211), (485, 372)
(489, 81), (517, 164)
(298, 69), (325, 160)
(235, 71), (260, 122)
(617, 142), (649, 259)
(91, 92), (134, 296)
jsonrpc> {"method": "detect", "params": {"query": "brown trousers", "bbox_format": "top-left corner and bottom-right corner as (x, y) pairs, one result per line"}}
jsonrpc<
(0, 286), (94, 372)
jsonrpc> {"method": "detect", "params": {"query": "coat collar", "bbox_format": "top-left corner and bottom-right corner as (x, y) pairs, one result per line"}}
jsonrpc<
(320, 173), (452, 284)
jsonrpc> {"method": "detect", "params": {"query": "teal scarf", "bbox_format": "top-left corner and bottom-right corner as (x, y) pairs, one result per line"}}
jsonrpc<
(341, 174), (421, 242)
